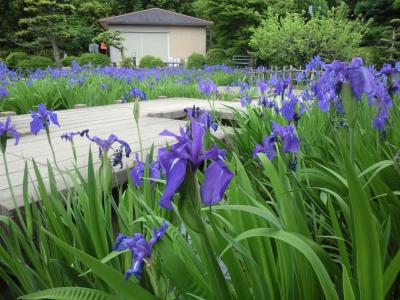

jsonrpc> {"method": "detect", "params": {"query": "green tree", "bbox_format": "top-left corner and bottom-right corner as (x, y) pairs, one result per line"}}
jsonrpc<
(355, 0), (400, 22)
(108, 0), (196, 16)
(17, 0), (76, 63)
(92, 31), (124, 56)
(73, 0), (111, 26)
(379, 19), (400, 63)
(250, 4), (368, 66)
(193, 0), (332, 55)
(63, 1), (111, 55)
(193, 0), (284, 55)
(0, 0), (24, 50)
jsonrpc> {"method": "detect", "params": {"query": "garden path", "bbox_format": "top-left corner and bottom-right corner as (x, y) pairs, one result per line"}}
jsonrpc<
(0, 98), (242, 215)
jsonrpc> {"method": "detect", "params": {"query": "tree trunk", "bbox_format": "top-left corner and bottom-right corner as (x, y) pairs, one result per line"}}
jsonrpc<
(50, 37), (61, 65)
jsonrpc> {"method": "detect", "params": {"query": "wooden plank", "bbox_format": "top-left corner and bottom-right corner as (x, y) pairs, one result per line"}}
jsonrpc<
(0, 98), (232, 214)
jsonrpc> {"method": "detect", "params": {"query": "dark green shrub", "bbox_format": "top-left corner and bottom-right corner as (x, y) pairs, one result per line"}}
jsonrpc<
(60, 56), (78, 66)
(206, 48), (227, 65)
(120, 57), (133, 68)
(78, 53), (111, 66)
(16, 56), (53, 70)
(186, 53), (206, 69)
(6, 52), (29, 68)
(139, 55), (165, 68)
(0, 50), (10, 59)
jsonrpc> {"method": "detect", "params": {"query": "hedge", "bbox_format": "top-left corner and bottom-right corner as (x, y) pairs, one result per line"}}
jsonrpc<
(78, 53), (111, 66)
(139, 55), (165, 68)
(186, 53), (206, 69)
(6, 52), (29, 68)
(16, 56), (53, 70)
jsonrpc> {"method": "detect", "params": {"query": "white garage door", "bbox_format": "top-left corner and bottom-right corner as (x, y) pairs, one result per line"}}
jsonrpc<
(123, 32), (169, 62)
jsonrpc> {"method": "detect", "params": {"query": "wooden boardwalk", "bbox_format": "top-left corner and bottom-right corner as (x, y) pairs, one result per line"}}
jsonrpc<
(0, 98), (243, 215)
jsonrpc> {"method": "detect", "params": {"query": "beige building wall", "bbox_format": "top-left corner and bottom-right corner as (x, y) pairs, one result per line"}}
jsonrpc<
(108, 25), (207, 64)
(169, 26), (207, 60)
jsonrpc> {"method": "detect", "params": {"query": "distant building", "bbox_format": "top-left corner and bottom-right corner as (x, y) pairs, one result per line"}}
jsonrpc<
(99, 8), (213, 65)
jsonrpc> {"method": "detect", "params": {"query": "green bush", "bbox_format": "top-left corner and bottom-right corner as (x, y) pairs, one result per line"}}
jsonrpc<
(16, 56), (53, 70)
(60, 56), (78, 66)
(78, 53), (111, 66)
(206, 48), (227, 65)
(250, 4), (368, 66)
(186, 53), (206, 69)
(120, 57), (133, 68)
(139, 55), (165, 68)
(6, 52), (29, 68)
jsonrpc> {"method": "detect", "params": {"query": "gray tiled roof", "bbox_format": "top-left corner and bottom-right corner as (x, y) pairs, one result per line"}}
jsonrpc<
(99, 8), (213, 28)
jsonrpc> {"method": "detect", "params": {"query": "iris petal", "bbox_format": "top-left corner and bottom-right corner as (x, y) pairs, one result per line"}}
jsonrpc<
(200, 160), (233, 205)
(159, 157), (187, 210)
(30, 116), (44, 135)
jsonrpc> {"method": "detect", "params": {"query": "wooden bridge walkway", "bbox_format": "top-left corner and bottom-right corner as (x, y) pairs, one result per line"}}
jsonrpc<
(0, 98), (243, 215)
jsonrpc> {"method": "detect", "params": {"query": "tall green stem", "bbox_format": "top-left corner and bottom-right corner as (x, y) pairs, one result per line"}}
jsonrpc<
(71, 141), (77, 163)
(2, 152), (17, 204)
(45, 126), (69, 189)
(349, 127), (355, 166)
(136, 120), (144, 160)
(133, 98), (144, 160)
(178, 166), (232, 300)
(2, 151), (27, 233)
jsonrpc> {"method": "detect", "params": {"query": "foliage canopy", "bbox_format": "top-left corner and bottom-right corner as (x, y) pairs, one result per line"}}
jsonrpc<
(250, 5), (368, 66)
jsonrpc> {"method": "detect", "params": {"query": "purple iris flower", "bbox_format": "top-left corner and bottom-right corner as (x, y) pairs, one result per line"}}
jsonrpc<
(258, 97), (278, 112)
(87, 134), (131, 168)
(88, 134), (130, 154)
(184, 105), (201, 119)
(0, 86), (8, 97)
(394, 77), (400, 95)
(100, 83), (108, 90)
(184, 106), (218, 131)
(296, 72), (305, 83)
(238, 81), (250, 93)
(113, 221), (168, 280)
(253, 133), (277, 160)
(122, 91), (131, 103)
(61, 129), (89, 142)
(157, 119), (233, 209)
(280, 94), (298, 122)
(257, 80), (268, 95)
(198, 79), (217, 97)
(272, 121), (300, 153)
(200, 155), (233, 205)
(268, 75), (278, 86)
(274, 77), (292, 95)
(0, 116), (19, 145)
(378, 63), (398, 76)
(29, 104), (60, 135)
(130, 153), (161, 186)
(347, 58), (377, 100)
(240, 94), (252, 107)
(199, 111), (218, 131)
(299, 89), (313, 102)
(131, 87), (146, 100)
(313, 58), (377, 112)
(372, 108), (389, 130)
(305, 55), (324, 73)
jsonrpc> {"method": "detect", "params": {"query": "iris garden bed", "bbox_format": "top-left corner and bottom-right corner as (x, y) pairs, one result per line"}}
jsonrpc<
(0, 63), (260, 114)
(0, 57), (400, 300)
